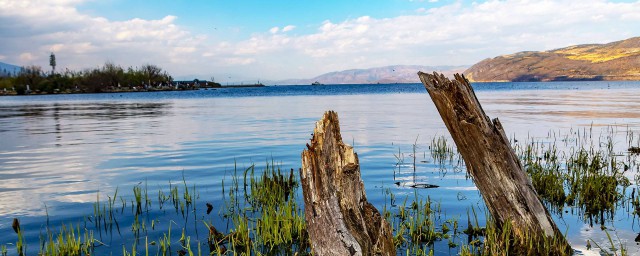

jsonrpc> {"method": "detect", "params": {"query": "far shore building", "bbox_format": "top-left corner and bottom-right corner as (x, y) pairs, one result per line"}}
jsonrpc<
(173, 79), (220, 88)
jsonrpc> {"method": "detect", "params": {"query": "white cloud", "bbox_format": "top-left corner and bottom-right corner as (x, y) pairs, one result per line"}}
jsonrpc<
(224, 0), (640, 79)
(19, 52), (35, 62)
(282, 25), (296, 32)
(225, 57), (256, 65)
(1, 0), (639, 81)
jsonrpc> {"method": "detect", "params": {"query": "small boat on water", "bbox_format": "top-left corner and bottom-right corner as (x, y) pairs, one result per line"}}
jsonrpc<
(311, 81), (323, 86)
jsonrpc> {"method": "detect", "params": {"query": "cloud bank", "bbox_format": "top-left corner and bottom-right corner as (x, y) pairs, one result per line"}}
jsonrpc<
(1, 0), (639, 81)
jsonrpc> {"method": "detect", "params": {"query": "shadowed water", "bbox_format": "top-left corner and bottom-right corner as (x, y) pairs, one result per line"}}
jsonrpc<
(1, 81), (640, 255)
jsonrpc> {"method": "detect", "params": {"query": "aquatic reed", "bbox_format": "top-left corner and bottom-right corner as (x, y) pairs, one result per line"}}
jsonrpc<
(10, 127), (640, 255)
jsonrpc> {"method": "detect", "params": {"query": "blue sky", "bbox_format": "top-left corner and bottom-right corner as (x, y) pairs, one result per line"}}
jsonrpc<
(73, 0), (458, 54)
(78, 0), (449, 37)
(1, 0), (640, 82)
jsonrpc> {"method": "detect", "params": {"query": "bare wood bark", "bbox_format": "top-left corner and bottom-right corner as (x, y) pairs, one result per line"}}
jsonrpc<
(300, 111), (395, 256)
(417, 72), (571, 252)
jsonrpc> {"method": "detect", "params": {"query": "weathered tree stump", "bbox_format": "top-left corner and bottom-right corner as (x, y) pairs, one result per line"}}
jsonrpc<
(300, 111), (395, 256)
(418, 72), (571, 253)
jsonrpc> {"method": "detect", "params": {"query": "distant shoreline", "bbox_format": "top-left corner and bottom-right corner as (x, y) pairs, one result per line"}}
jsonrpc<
(0, 83), (266, 96)
(218, 84), (265, 88)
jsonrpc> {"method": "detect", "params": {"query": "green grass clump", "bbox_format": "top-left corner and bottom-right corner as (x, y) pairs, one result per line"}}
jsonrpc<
(247, 164), (297, 209)
(430, 136), (456, 166)
(40, 224), (95, 256)
(521, 142), (566, 213)
(210, 163), (309, 255)
(462, 217), (571, 256)
(388, 194), (453, 255)
(515, 127), (635, 226)
(566, 148), (626, 225)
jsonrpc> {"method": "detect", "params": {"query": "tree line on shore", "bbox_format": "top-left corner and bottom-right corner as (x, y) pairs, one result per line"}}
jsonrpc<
(0, 62), (196, 95)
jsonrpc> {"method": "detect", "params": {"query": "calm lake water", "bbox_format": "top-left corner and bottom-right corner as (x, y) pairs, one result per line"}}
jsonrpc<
(1, 81), (640, 255)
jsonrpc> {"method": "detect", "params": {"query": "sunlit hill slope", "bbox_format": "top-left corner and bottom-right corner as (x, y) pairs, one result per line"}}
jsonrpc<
(464, 37), (640, 82)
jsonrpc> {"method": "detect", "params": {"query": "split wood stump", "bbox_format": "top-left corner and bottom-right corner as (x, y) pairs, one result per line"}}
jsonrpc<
(418, 72), (571, 253)
(300, 111), (395, 256)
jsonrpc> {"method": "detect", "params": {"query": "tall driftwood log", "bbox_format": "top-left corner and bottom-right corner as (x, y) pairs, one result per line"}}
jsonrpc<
(300, 111), (395, 256)
(418, 72), (571, 252)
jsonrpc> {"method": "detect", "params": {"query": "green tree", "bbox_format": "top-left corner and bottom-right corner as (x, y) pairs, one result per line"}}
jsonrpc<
(49, 52), (56, 75)
(140, 64), (171, 85)
(102, 62), (124, 87)
(15, 66), (44, 88)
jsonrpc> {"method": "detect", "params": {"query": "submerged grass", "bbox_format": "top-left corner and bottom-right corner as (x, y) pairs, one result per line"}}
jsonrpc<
(7, 126), (640, 255)
(520, 141), (567, 213)
(460, 215), (572, 256)
(16, 162), (307, 256)
(389, 127), (639, 254)
(430, 135), (456, 166)
(515, 126), (636, 226)
(40, 224), (95, 256)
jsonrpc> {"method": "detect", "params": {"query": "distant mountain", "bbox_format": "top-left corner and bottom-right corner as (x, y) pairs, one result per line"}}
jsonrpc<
(464, 37), (640, 82)
(0, 62), (22, 77)
(275, 65), (468, 85)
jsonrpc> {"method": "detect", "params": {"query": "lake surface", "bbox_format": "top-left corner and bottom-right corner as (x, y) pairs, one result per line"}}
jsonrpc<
(1, 81), (640, 255)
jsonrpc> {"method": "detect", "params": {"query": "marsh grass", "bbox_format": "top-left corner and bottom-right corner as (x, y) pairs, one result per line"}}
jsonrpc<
(382, 190), (572, 255)
(514, 127), (636, 226)
(520, 141), (567, 214)
(386, 193), (443, 255)
(430, 135), (456, 167)
(393, 135), (463, 189)
(15, 228), (24, 256)
(460, 215), (572, 256)
(389, 127), (639, 254)
(8, 127), (640, 255)
(40, 224), (95, 256)
(94, 162), (308, 255)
